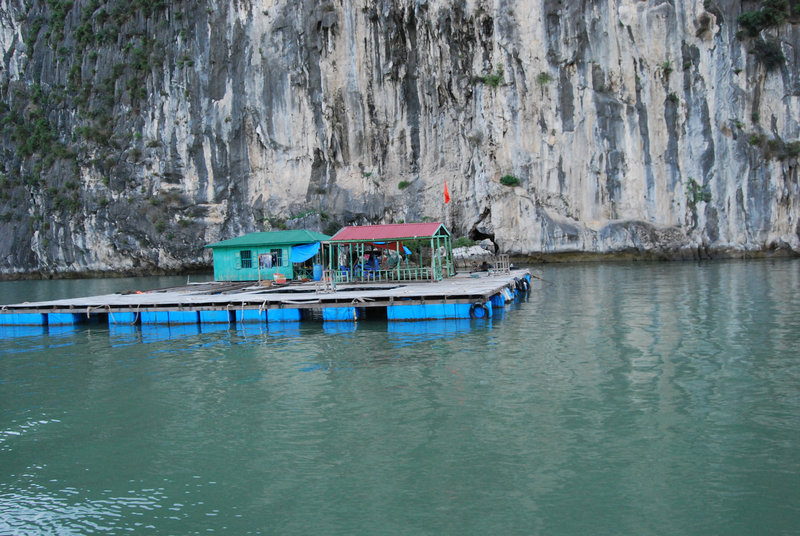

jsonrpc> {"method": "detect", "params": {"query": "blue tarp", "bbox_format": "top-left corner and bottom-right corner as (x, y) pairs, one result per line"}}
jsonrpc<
(290, 242), (321, 263)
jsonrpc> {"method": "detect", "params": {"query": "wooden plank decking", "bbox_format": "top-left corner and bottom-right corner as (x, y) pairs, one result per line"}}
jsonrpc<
(0, 270), (532, 329)
(1, 270), (531, 313)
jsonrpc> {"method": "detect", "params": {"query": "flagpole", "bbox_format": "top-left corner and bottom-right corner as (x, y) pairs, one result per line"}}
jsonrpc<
(443, 179), (451, 234)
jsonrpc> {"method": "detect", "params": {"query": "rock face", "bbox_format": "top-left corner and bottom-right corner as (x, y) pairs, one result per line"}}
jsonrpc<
(0, 0), (798, 277)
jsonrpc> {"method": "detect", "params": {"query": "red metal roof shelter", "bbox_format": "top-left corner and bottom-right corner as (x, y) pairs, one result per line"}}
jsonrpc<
(330, 222), (448, 242)
(325, 222), (454, 282)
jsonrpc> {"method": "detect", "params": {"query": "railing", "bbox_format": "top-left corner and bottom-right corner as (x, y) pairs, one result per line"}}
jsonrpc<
(453, 253), (511, 274)
(328, 266), (433, 283)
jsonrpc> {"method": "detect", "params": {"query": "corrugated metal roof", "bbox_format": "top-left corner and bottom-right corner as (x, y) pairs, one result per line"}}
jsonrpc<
(329, 222), (448, 242)
(205, 230), (331, 249)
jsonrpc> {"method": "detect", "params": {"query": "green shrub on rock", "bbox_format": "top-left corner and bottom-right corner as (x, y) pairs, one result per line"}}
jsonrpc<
(500, 174), (520, 187)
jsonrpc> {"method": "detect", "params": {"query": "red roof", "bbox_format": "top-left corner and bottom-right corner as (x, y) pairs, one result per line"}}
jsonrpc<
(329, 222), (448, 242)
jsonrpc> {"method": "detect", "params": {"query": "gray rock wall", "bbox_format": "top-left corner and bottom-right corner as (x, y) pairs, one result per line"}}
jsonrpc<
(0, 0), (798, 277)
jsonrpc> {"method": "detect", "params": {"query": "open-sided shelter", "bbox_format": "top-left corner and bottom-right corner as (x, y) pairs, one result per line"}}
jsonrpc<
(325, 222), (454, 282)
(206, 230), (330, 281)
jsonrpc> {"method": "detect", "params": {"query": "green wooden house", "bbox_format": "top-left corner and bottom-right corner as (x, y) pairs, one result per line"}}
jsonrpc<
(205, 230), (331, 282)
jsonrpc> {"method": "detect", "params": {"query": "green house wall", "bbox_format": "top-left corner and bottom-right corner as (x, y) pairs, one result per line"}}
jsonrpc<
(210, 246), (293, 282)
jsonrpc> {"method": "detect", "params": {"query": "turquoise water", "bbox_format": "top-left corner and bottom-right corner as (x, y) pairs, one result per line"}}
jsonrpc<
(1, 260), (799, 535)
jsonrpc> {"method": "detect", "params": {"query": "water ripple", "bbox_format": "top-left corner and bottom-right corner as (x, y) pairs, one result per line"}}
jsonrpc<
(1, 260), (799, 535)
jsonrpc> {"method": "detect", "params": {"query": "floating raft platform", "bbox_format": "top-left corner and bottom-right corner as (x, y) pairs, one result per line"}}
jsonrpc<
(0, 270), (532, 332)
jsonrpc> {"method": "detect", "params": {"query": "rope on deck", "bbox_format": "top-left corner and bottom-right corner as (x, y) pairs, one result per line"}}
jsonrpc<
(86, 304), (110, 318)
(82, 303), (141, 325)
(131, 305), (141, 325)
(280, 299), (321, 305)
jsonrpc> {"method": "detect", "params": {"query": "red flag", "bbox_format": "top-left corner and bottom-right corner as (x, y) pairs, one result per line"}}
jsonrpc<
(444, 180), (451, 204)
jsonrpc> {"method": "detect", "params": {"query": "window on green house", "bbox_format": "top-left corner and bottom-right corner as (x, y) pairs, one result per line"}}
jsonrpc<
(240, 250), (252, 268)
(271, 249), (283, 267)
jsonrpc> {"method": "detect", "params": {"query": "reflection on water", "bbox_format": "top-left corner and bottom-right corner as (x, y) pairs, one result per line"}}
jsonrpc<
(1, 259), (799, 535)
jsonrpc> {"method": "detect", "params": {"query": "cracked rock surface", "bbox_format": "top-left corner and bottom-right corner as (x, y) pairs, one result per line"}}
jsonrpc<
(0, 1), (798, 277)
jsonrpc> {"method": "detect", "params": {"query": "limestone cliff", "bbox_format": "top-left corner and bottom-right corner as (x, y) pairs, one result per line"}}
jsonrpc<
(0, 0), (798, 277)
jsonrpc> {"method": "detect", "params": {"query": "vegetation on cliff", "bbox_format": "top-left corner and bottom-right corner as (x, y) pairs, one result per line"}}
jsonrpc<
(0, 0), (798, 276)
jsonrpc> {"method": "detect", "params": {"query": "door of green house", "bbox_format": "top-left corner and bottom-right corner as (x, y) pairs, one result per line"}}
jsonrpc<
(255, 247), (291, 281)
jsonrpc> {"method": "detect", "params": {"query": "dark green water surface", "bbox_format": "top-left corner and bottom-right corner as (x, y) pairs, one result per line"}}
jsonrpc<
(1, 260), (799, 535)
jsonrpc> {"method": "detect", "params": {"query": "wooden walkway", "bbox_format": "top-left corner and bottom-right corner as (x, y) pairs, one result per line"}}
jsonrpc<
(0, 269), (532, 327)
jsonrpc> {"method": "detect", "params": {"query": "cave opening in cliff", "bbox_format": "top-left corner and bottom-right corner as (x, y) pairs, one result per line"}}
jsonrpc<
(468, 229), (497, 253)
